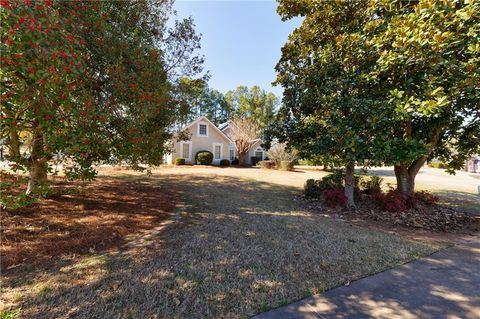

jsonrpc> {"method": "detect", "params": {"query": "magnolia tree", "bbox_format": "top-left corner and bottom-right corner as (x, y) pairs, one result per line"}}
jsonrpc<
(274, 0), (393, 208)
(0, 0), (204, 195)
(274, 0), (479, 208)
(228, 116), (260, 165)
(367, 0), (480, 195)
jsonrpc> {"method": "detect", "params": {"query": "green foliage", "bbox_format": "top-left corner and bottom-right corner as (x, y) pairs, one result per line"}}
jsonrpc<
(175, 78), (232, 126)
(304, 170), (372, 198)
(359, 176), (383, 194)
(274, 0), (395, 172)
(304, 171), (344, 198)
(225, 85), (279, 129)
(304, 179), (319, 198)
(0, 172), (49, 210)
(0, 308), (22, 319)
(219, 159), (230, 167)
(175, 157), (186, 165)
(1, 0), (204, 196)
(429, 162), (446, 169)
(275, 0), (480, 195)
(195, 151), (213, 165)
(297, 159), (316, 166)
(367, 0), (480, 180)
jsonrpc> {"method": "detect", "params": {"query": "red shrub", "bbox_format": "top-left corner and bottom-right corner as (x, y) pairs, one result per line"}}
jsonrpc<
(415, 191), (439, 206)
(373, 190), (408, 212)
(374, 190), (440, 212)
(323, 188), (346, 207)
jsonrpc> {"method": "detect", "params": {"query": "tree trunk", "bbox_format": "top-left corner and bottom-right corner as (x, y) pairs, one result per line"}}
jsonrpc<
(26, 159), (48, 195)
(26, 130), (48, 195)
(344, 162), (356, 210)
(395, 126), (443, 195)
(394, 157), (427, 196)
(238, 152), (247, 166)
(394, 164), (414, 195)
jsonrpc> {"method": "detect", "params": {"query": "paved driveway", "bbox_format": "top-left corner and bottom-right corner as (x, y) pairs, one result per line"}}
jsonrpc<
(253, 236), (480, 319)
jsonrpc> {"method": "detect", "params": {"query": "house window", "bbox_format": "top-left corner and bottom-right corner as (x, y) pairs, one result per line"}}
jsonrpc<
(181, 142), (191, 160)
(214, 144), (221, 160)
(198, 123), (207, 136)
(230, 149), (235, 161)
(255, 151), (263, 161)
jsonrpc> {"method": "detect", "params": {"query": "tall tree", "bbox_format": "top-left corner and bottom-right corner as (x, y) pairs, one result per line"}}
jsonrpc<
(225, 85), (279, 129)
(174, 79), (232, 126)
(0, 0), (204, 194)
(274, 0), (393, 208)
(368, 0), (480, 194)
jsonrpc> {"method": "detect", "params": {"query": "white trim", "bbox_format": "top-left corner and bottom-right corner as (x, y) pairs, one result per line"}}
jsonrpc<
(180, 116), (232, 143)
(229, 147), (236, 161)
(197, 122), (209, 137)
(254, 147), (265, 161)
(212, 142), (223, 161)
(180, 141), (192, 160)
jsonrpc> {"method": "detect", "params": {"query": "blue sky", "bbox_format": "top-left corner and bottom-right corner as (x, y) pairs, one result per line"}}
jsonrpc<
(174, 0), (302, 97)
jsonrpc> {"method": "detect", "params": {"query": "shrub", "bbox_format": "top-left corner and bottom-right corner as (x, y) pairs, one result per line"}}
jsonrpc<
(267, 143), (298, 167)
(259, 160), (275, 169)
(297, 159), (315, 166)
(415, 191), (439, 206)
(175, 157), (185, 165)
(231, 157), (239, 165)
(280, 160), (294, 171)
(429, 162), (445, 169)
(318, 170), (344, 190)
(373, 190), (408, 212)
(220, 159), (230, 167)
(323, 188), (346, 207)
(195, 151), (213, 165)
(359, 176), (383, 194)
(304, 179), (320, 197)
(374, 189), (439, 213)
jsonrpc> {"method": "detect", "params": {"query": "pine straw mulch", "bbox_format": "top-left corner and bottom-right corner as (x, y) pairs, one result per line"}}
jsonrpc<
(1, 178), (176, 272)
(297, 194), (480, 235)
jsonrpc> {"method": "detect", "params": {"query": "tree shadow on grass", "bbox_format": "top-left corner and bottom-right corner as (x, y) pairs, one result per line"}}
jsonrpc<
(433, 190), (480, 215)
(255, 238), (480, 319)
(6, 174), (442, 319)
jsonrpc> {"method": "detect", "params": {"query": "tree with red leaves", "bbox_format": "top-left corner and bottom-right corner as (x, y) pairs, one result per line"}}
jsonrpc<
(1, 0), (204, 196)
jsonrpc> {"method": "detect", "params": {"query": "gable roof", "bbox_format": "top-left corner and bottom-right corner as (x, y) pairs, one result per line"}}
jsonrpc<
(181, 116), (233, 143)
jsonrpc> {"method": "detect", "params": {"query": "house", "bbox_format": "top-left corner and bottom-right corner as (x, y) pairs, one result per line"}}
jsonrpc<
(465, 155), (480, 173)
(165, 116), (265, 165)
(218, 120), (266, 164)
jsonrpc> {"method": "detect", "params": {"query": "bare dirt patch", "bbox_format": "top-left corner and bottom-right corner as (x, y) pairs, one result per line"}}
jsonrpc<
(1, 178), (176, 272)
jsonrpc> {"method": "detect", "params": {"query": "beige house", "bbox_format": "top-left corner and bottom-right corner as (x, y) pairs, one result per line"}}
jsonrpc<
(165, 116), (265, 165)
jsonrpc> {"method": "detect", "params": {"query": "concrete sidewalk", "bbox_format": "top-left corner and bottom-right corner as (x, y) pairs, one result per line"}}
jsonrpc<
(253, 236), (480, 319)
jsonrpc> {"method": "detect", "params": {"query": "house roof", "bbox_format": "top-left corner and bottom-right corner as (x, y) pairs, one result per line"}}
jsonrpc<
(181, 116), (233, 143)
(218, 121), (230, 131)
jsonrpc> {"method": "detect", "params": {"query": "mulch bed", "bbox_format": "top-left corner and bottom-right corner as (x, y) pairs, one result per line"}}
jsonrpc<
(1, 178), (176, 272)
(298, 194), (480, 234)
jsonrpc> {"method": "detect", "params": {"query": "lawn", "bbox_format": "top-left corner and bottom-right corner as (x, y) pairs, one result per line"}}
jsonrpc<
(1, 166), (457, 318)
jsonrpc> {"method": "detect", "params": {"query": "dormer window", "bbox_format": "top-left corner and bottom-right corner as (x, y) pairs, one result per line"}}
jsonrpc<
(198, 123), (208, 136)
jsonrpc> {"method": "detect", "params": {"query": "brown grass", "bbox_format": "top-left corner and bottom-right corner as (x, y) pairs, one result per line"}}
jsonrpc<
(1, 178), (176, 271)
(1, 167), (442, 319)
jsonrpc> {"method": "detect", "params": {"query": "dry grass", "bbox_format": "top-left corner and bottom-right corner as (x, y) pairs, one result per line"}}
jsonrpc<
(1, 167), (441, 319)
